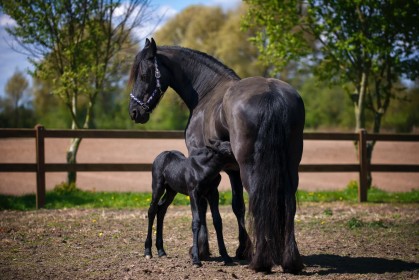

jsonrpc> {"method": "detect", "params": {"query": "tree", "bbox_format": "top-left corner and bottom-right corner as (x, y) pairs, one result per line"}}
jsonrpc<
(3, 70), (30, 127)
(1, 0), (156, 185)
(243, 0), (419, 186)
(32, 77), (71, 128)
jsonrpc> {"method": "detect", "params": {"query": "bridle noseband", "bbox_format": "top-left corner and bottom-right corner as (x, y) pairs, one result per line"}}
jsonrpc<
(130, 57), (165, 113)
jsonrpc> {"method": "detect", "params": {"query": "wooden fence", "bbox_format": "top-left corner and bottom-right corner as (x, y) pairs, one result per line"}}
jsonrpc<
(1, 125), (418, 208)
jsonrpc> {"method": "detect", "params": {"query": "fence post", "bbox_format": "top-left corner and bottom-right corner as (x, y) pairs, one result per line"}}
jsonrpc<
(35, 124), (46, 209)
(358, 129), (368, 202)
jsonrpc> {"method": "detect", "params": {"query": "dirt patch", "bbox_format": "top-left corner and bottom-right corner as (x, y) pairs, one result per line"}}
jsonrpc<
(1, 138), (419, 195)
(0, 203), (418, 279)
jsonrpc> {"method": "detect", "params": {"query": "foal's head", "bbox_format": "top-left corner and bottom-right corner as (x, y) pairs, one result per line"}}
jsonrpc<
(191, 140), (232, 167)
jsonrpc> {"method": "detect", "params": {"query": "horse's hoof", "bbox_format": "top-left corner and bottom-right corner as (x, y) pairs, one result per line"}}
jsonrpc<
(282, 263), (304, 274)
(145, 255), (152, 260)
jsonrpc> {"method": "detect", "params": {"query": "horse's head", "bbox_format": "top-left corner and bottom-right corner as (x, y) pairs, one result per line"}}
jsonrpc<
(129, 38), (169, 123)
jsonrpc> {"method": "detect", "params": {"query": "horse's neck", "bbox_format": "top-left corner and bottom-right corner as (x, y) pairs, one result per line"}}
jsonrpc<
(160, 48), (238, 110)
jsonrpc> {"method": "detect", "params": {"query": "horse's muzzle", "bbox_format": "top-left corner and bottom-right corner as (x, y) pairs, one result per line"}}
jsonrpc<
(131, 109), (150, 124)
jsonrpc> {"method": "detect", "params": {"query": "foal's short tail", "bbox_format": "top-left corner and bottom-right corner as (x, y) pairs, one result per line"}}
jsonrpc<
(247, 92), (296, 272)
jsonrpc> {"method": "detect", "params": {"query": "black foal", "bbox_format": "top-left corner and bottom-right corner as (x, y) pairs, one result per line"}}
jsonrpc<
(144, 140), (233, 266)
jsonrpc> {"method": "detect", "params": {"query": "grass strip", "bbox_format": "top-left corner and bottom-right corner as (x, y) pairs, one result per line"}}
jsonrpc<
(0, 182), (417, 211)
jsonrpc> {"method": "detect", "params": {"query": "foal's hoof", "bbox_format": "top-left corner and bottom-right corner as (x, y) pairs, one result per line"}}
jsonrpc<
(158, 250), (167, 258)
(144, 254), (152, 260)
(193, 261), (202, 268)
(224, 258), (234, 265)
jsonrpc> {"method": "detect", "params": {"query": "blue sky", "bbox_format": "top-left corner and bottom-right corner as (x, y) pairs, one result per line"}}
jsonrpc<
(0, 0), (241, 98)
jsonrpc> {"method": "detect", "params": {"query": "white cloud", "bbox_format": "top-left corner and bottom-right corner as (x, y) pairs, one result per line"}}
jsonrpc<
(0, 14), (15, 27)
(132, 4), (178, 46)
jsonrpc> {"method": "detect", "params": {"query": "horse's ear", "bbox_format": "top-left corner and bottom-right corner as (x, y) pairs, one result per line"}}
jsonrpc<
(150, 38), (157, 55)
(144, 38), (157, 59)
(145, 38), (151, 47)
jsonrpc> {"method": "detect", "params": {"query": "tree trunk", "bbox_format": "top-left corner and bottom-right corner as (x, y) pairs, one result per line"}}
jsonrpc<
(66, 95), (96, 186)
(354, 72), (373, 187)
(66, 93), (80, 186)
(66, 137), (82, 185)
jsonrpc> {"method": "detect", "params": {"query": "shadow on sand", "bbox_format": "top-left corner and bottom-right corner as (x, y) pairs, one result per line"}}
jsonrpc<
(303, 254), (419, 275)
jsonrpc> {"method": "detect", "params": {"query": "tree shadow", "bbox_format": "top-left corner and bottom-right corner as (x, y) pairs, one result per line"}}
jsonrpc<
(303, 254), (419, 275)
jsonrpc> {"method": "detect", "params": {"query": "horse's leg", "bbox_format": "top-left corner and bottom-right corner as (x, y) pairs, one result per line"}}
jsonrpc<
(281, 131), (304, 273)
(189, 188), (203, 267)
(226, 170), (251, 260)
(281, 188), (303, 274)
(144, 179), (165, 259)
(155, 188), (177, 257)
(207, 186), (233, 264)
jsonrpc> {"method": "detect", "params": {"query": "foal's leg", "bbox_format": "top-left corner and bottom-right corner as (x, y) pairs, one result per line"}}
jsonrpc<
(155, 188), (177, 257)
(197, 197), (210, 260)
(207, 187), (233, 264)
(144, 179), (165, 259)
(189, 188), (203, 267)
(226, 170), (251, 260)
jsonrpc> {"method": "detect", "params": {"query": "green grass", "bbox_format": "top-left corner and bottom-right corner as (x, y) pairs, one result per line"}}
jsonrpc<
(296, 181), (419, 203)
(0, 181), (417, 211)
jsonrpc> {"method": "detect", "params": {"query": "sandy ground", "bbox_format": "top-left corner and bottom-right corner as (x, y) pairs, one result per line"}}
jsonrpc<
(0, 138), (418, 195)
(1, 203), (418, 279)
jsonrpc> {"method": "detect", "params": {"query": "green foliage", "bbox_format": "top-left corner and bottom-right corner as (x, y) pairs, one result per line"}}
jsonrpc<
(0, 70), (35, 128)
(53, 182), (78, 194)
(347, 217), (389, 230)
(381, 84), (419, 132)
(297, 180), (419, 203)
(0, 0), (149, 130)
(299, 76), (355, 129)
(347, 217), (365, 229)
(323, 208), (333, 216)
(141, 91), (190, 130)
(243, 0), (419, 133)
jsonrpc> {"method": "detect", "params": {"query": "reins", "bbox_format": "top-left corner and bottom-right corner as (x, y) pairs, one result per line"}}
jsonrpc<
(130, 57), (165, 113)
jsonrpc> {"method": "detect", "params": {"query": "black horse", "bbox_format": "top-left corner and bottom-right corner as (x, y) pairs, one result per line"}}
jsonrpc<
(129, 38), (305, 273)
(145, 140), (233, 266)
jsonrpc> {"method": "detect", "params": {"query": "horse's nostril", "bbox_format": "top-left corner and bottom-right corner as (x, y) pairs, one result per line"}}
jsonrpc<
(131, 109), (137, 120)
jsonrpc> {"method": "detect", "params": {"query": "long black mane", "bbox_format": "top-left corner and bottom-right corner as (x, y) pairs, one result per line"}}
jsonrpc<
(158, 46), (240, 100)
(160, 46), (240, 79)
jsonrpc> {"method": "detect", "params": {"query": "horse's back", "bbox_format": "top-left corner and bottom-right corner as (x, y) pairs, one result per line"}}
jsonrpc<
(225, 77), (304, 119)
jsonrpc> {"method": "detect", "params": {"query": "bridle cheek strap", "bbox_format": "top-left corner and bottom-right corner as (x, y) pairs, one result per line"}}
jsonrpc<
(130, 57), (165, 113)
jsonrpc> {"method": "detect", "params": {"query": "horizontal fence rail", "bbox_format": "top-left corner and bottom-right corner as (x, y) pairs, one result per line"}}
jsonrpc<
(1, 125), (418, 208)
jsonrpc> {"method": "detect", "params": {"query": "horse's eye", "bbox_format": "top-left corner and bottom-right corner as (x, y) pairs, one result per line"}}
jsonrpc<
(140, 73), (149, 82)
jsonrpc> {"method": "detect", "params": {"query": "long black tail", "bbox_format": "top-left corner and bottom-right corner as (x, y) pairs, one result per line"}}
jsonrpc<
(248, 92), (294, 272)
